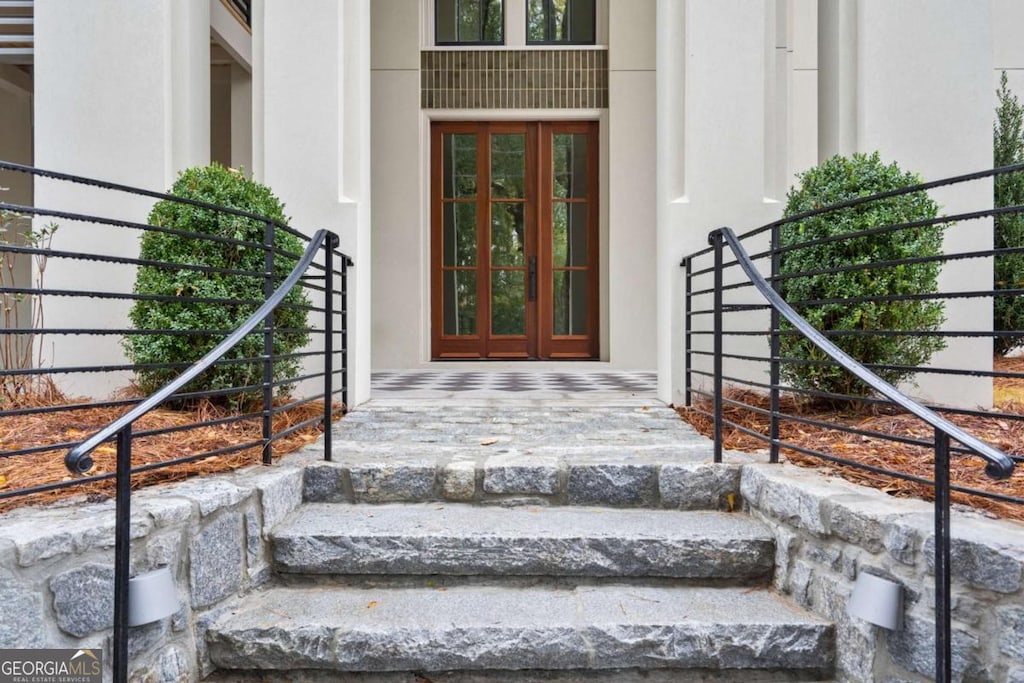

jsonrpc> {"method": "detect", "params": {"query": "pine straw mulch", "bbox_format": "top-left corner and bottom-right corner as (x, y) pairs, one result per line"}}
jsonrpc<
(677, 356), (1024, 522)
(0, 390), (342, 514)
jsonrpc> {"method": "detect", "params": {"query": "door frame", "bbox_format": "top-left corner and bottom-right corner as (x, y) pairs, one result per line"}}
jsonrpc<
(429, 120), (600, 360)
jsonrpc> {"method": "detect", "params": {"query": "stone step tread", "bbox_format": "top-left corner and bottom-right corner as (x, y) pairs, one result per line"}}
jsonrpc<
(272, 503), (774, 578)
(207, 585), (834, 674)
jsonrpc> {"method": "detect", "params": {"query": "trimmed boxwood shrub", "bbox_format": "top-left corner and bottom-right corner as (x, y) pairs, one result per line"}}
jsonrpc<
(778, 152), (946, 398)
(125, 164), (310, 406)
(994, 71), (1024, 355)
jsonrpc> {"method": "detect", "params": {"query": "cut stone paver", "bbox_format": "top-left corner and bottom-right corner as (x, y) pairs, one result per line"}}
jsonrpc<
(272, 503), (775, 579)
(309, 399), (733, 506)
(206, 584), (834, 674)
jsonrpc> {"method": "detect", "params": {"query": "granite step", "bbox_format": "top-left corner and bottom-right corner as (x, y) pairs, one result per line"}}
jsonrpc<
(271, 503), (775, 580)
(206, 584), (834, 676)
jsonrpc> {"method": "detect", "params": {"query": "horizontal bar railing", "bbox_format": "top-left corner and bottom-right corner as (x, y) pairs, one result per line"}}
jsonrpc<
(0, 160), (354, 680)
(682, 164), (1024, 682)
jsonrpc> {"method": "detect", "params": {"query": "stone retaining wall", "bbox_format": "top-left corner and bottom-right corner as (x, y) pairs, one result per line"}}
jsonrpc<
(1, 444), (1022, 682)
(742, 463), (1024, 683)
(0, 445), (319, 682)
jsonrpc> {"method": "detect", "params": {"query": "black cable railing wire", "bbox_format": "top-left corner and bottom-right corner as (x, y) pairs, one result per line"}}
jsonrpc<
(0, 161), (351, 504)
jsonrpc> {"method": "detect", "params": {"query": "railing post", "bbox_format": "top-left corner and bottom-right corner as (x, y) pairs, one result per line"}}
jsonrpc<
(711, 229), (724, 463)
(769, 224), (781, 464)
(683, 256), (693, 407)
(262, 220), (275, 465)
(323, 235), (336, 463)
(934, 429), (952, 683)
(113, 426), (132, 683)
(341, 257), (350, 414)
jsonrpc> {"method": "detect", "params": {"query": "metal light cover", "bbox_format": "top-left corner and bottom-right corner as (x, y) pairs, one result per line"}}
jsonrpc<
(127, 567), (178, 627)
(847, 571), (904, 630)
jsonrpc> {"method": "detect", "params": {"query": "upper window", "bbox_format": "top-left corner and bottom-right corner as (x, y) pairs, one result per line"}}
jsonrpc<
(527, 0), (595, 44)
(436, 0), (504, 45)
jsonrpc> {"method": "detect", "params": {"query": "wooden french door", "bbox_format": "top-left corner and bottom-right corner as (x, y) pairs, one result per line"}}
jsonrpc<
(431, 121), (599, 359)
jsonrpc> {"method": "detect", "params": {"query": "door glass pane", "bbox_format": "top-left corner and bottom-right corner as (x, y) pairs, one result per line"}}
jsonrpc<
(553, 271), (588, 335)
(491, 134), (525, 198)
(490, 202), (525, 266)
(443, 270), (477, 335)
(444, 203), (477, 266)
(553, 134), (588, 198)
(443, 134), (477, 198)
(491, 270), (525, 335)
(552, 203), (587, 267)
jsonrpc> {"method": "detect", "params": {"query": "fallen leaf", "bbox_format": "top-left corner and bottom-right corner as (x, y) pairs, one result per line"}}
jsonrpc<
(0, 475), (7, 488)
(367, 601), (378, 609)
(725, 492), (737, 513)
(480, 438), (498, 446)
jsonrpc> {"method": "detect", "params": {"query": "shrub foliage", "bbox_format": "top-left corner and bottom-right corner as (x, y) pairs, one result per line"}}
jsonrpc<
(778, 152), (946, 398)
(125, 165), (310, 406)
(994, 71), (1024, 355)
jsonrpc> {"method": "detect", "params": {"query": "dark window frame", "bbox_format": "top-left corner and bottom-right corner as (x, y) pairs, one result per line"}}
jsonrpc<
(526, 0), (596, 45)
(435, 0), (506, 46)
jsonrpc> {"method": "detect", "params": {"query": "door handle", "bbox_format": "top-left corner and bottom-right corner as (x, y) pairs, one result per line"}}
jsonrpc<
(528, 256), (537, 302)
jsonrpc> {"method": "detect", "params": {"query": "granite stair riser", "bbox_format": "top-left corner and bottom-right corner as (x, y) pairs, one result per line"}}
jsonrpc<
(205, 401), (835, 679)
(272, 504), (774, 580)
(206, 585), (834, 674)
(274, 536), (773, 579)
(303, 460), (743, 510)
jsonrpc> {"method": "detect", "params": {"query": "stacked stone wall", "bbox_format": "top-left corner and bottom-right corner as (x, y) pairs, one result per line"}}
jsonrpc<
(0, 446), (317, 681)
(742, 463), (1024, 682)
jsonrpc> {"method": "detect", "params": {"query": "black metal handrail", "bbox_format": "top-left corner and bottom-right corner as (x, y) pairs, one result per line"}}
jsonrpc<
(708, 226), (1015, 480)
(0, 161), (354, 682)
(64, 228), (338, 473)
(682, 163), (1021, 682)
(66, 228), (340, 683)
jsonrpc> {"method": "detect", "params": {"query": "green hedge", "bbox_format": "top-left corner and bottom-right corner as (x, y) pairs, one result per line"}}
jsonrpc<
(124, 164), (310, 407)
(778, 152), (946, 398)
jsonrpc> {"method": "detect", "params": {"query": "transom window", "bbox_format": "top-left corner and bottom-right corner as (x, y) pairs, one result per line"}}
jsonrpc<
(527, 0), (595, 44)
(436, 0), (504, 45)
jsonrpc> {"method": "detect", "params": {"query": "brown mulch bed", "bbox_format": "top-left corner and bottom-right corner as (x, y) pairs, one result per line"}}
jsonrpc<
(0, 392), (341, 514)
(677, 357), (1024, 522)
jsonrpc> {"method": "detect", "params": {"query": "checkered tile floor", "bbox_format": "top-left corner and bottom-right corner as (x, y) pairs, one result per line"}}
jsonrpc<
(372, 370), (658, 398)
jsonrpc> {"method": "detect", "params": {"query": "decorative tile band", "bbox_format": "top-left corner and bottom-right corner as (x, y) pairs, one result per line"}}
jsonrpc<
(421, 49), (608, 109)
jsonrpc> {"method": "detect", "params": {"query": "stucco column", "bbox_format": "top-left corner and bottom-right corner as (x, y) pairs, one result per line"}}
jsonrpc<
(33, 0), (210, 396)
(855, 0), (994, 408)
(254, 0), (372, 406)
(817, 0), (857, 160)
(608, 0), (657, 369)
(657, 0), (780, 406)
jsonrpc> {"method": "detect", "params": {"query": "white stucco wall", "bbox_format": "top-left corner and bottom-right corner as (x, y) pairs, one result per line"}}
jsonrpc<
(370, 0), (423, 370)
(254, 0), (373, 406)
(994, 0), (1024, 95)
(665, 0), (1000, 410)
(659, 0), (789, 405)
(33, 0), (210, 397)
(854, 0), (993, 408)
(607, 0), (657, 369)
